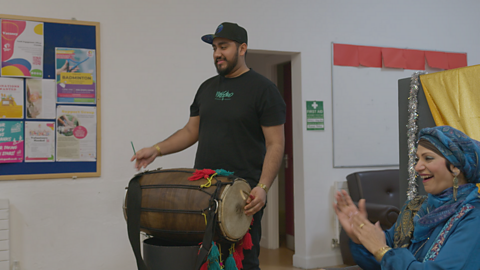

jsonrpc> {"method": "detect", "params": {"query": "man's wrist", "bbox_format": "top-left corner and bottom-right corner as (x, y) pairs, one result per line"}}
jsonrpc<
(256, 183), (269, 193)
(153, 144), (163, 157)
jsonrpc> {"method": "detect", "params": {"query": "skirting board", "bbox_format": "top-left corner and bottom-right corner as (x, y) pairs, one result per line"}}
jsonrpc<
(293, 253), (343, 269)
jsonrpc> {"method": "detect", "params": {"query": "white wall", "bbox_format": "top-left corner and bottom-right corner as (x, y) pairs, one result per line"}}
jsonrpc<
(1, 1), (480, 269)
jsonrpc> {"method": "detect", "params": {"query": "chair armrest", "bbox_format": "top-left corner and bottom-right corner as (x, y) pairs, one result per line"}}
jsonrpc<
(364, 202), (400, 229)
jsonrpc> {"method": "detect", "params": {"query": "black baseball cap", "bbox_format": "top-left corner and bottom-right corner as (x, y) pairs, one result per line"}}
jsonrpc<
(201, 22), (248, 45)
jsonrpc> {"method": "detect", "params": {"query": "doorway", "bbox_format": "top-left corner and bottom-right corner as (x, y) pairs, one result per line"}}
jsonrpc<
(248, 51), (295, 251)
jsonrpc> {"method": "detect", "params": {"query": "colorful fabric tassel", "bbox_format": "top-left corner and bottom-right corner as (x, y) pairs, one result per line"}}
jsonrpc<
(208, 241), (220, 262)
(209, 260), (222, 270)
(215, 169), (234, 176)
(200, 261), (209, 270)
(234, 246), (244, 260)
(225, 253), (238, 270)
(233, 249), (243, 269)
(189, 169), (217, 181)
(242, 232), (253, 250)
(233, 228), (254, 269)
(235, 238), (245, 254)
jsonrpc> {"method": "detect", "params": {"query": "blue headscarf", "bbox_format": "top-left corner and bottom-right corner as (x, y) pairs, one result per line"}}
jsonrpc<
(418, 126), (480, 183)
(412, 126), (480, 242)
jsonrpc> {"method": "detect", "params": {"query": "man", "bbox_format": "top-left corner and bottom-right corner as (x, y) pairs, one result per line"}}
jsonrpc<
(131, 22), (285, 270)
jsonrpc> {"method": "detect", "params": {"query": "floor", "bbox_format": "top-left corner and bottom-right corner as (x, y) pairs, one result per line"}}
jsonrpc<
(259, 243), (349, 270)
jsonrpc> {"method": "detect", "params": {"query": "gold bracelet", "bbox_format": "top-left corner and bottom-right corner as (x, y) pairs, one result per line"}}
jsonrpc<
(154, 145), (163, 156)
(374, 246), (392, 262)
(256, 183), (269, 193)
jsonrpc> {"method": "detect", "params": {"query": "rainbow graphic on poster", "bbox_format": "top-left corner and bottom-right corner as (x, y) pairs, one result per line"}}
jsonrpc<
(0, 121), (24, 163)
(1, 19), (44, 78)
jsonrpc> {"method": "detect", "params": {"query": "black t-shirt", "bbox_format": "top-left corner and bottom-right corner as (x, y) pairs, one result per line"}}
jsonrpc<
(190, 69), (286, 186)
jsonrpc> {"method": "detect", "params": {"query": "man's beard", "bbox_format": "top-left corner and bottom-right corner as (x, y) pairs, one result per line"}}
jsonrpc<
(215, 51), (239, 76)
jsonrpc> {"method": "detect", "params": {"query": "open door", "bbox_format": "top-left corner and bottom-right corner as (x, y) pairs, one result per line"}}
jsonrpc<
(282, 62), (294, 250)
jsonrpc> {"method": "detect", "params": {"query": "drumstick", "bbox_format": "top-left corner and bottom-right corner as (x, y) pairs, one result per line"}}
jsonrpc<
(131, 141), (136, 155)
(240, 190), (247, 200)
(240, 190), (254, 201)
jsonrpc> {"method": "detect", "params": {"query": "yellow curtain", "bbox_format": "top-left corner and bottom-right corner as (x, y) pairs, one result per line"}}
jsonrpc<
(420, 65), (480, 141)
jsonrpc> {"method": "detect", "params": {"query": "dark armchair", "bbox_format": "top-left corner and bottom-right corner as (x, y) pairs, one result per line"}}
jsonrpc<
(339, 169), (401, 266)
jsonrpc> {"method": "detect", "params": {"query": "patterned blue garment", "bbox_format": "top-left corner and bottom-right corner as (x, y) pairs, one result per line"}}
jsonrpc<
(350, 186), (480, 270)
(349, 126), (480, 269)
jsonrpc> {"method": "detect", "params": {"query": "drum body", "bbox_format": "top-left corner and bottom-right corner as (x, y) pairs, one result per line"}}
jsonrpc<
(125, 168), (252, 244)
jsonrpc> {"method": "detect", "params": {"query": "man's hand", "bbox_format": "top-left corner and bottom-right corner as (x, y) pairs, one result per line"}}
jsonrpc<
(244, 186), (267, 216)
(131, 146), (157, 170)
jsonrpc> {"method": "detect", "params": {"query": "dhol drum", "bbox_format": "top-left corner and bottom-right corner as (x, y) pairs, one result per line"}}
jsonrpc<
(124, 168), (252, 244)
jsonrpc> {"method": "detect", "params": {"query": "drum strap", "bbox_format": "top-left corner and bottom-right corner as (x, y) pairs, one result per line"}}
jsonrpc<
(126, 175), (149, 270)
(193, 183), (222, 270)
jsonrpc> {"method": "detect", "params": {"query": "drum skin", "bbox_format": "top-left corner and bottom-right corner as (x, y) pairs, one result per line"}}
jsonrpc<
(125, 168), (252, 244)
(217, 181), (253, 241)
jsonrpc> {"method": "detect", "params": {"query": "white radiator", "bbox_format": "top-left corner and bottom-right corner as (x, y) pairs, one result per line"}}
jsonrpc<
(0, 199), (9, 270)
(332, 181), (348, 248)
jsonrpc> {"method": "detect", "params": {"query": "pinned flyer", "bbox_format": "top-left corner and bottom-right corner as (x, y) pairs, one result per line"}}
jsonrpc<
(0, 121), (24, 163)
(0, 77), (24, 118)
(55, 48), (96, 104)
(56, 106), (96, 161)
(1, 19), (44, 78)
(26, 79), (56, 119)
(25, 121), (55, 162)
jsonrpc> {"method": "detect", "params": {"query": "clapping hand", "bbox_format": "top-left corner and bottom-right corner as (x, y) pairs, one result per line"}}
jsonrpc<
(332, 190), (367, 244)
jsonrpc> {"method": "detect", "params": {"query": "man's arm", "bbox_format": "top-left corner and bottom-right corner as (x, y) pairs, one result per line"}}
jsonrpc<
(244, 124), (285, 216)
(131, 116), (200, 170)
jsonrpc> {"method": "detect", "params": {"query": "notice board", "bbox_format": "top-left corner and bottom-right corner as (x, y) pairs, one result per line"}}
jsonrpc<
(0, 14), (100, 180)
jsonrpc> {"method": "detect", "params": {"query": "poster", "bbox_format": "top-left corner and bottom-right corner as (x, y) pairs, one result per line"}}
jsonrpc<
(55, 48), (96, 104)
(25, 121), (55, 162)
(1, 19), (43, 78)
(26, 79), (56, 119)
(306, 101), (324, 131)
(0, 121), (24, 163)
(56, 106), (96, 161)
(0, 77), (24, 118)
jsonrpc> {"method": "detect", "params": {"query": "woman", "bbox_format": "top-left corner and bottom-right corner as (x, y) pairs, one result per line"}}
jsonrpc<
(334, 126), (480, 269)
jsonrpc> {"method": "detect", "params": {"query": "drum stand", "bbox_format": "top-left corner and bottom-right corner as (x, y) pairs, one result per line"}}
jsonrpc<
(143, 237), (199, 270)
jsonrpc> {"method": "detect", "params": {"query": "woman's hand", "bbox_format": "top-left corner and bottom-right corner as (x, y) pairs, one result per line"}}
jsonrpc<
(332, 190), (367, 244)
(350, 214), (387, 255)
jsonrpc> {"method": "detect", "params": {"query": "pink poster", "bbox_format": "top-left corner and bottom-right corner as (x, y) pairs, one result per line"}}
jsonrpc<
(0, 121), (24, 163)
(1, 20), (44, 77)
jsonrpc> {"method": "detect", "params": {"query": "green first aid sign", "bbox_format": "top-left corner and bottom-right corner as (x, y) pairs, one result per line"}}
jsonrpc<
(306, 101), (324, 130)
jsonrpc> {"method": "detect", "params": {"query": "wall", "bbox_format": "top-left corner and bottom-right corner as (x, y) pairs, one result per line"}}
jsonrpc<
(1, 1), (480, 269)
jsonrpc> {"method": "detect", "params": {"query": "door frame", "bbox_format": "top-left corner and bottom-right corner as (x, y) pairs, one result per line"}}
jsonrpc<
(247, 50), (300, 250)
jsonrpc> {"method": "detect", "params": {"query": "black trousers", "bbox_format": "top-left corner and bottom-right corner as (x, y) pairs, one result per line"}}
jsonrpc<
(242, 208), (264, 270)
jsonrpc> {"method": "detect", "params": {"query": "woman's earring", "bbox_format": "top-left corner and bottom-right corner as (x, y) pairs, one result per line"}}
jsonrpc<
(453, 173), (459, 201)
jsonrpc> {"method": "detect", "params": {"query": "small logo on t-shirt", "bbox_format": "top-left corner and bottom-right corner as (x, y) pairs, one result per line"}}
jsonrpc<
(215, 91), (234, 101)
